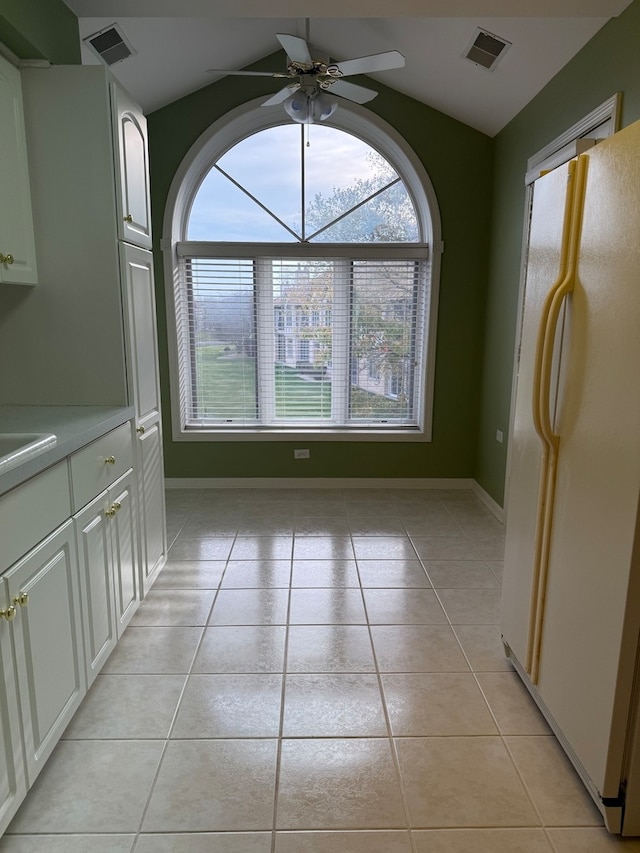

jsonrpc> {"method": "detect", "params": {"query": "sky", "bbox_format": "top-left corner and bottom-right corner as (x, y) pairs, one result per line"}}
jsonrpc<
(186, 123), (406, 242)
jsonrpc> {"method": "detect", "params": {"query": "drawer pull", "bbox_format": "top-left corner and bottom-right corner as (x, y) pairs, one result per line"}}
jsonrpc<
(1, 605), (16, 621)
(13, 592), (29, 608)
(0, 253), (14, 265)
(136, 425), (146, 435)
(124, 214), (133, 223)
(105, 455), (116, 465)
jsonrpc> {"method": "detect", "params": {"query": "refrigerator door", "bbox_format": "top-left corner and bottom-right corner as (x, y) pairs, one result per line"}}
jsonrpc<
(501, 161), (575, 667)
(535, 119), (640, 804)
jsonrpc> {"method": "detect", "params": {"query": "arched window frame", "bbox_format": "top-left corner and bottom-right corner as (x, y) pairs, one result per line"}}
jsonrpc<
(162, 95), (443, 442)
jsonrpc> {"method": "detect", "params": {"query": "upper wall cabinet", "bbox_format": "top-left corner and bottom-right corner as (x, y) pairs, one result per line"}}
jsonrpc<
(112, 85), (152, 249)
(0, 54), (37, 285)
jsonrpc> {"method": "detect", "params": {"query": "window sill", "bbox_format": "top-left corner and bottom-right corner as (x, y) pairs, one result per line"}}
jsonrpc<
(174, 427), (431, 443)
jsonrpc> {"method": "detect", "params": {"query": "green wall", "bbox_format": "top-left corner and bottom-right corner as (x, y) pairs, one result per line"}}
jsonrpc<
(148, 57), (494, 480)
(9, 0), (639, 490)
(0, 0), (79, 64)
(476, 0), (640, 506)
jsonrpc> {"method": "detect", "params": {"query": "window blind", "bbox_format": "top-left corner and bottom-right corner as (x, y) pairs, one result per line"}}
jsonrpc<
(176, 249), (429, 431)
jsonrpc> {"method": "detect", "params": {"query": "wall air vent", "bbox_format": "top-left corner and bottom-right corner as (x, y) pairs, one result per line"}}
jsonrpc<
(83, 23), (135, 67)
(463, 28), (511, 71)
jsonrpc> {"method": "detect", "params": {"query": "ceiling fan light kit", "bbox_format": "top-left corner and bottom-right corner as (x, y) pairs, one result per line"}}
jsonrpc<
(284, 89), (338, 124)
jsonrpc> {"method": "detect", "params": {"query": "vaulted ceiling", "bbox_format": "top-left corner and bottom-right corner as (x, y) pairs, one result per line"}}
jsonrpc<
(62, 0), (632, 136)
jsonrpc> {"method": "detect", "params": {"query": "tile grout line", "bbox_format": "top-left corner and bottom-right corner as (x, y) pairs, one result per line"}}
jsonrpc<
(130, 520), (237, 848)
(353, 523), (420, 853)
(269, 529), (295, 852)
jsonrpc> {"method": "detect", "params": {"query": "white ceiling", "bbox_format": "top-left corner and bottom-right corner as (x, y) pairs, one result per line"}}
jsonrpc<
(62, 0), (632, 136)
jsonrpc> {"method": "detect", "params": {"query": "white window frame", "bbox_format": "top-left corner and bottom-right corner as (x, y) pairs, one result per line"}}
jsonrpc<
(162, 95), (443, 442)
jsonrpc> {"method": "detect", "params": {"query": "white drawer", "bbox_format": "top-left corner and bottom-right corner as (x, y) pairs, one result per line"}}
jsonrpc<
(0, 461), (71, 574)
(70, 422), (133, 512)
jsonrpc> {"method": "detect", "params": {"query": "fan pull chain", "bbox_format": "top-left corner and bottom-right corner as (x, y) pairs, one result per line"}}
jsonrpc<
(306, 124), (310, 147)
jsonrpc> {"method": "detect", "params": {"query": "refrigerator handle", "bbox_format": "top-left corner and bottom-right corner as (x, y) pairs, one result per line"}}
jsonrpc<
(538, 154), (588, 446)
(529, 153), (589, 684)
(531, 159), (576, 451)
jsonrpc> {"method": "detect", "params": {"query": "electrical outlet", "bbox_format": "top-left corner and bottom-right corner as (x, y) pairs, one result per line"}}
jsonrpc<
(294, 449), (310, 459)
(496, 429), (504, 443)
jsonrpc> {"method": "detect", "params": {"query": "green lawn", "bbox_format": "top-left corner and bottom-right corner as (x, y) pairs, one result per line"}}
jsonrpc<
(193, 345), (406, 420)
(194, 348), (331, 419)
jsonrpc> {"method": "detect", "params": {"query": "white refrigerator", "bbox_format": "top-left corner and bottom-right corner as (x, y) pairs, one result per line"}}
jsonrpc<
(501, 117), (640, 835)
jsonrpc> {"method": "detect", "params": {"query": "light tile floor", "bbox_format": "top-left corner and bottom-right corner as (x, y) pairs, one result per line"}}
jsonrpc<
(3, 487), (640, 853)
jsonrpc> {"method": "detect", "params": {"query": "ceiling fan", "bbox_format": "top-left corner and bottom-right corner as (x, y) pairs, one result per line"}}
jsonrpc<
(208, 32), (405, 124)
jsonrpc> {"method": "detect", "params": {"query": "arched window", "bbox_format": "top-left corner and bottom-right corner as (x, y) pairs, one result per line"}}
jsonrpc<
(162, 97), (442, 440)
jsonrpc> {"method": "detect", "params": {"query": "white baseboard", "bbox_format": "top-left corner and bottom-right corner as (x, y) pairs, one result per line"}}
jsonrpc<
(165, 476), (504, 518)
(471, 481), (505, 523)
(165, 476), (476, 491)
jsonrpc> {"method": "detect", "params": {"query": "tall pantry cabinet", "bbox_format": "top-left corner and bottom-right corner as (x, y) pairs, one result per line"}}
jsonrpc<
(13, 64), (167, 592)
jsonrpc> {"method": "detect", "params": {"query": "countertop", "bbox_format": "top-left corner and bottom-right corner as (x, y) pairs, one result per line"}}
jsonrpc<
(0, 405), (135, 497)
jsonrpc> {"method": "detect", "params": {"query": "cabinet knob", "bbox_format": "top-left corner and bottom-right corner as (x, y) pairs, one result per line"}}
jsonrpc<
(13, 592), (29, 608)
(124, 214), (133, 223)
(0, 605), (17, 621)
(105, 455), (116, 465)
(136, 425), (146, 434)
(0, 253), (14, 265)
(106, 501), (122, 518)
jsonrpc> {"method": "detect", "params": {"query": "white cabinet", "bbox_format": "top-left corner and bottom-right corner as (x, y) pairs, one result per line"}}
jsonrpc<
(120, 242), (167, 592)
(75, 490), (115, 684)
(0, 460), (80, 836)
(112, 85), (152, 250)
(76, 469), (138, 686)
(0, 417), (143, 834)
(72, 423), (139, 686)
(0, 603), (26, 835)
(4, 521), (85, 788)
(2, 64), (167, 590)
(120, 243), (161, 428)
(137, 423), (166, 593)
(0, 53), (37, 285)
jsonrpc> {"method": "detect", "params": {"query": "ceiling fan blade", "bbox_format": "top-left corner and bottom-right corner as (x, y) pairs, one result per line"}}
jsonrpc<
(276, 33), (312, 65)
(329, 79), (378, 104)
(206, 69), (290, 78)
(261, 83), (300, 107)
(333, 50), (406, 78)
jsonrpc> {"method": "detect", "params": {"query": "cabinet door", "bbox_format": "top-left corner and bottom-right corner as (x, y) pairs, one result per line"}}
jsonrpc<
(5, 521), (86, 786)
(109, 471), (139, 635)
(0, 606), (26, 836)
(138, 421), (167, 595)
(75, 493), (117, 686)
(119, 243), (161, 429)
(112, 84), (152, 249)
(0, 55), (37, 285)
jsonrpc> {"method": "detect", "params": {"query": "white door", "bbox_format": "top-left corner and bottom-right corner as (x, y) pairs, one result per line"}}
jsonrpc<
(109, 471), (139, 634)
(5, 521), (86, 786)
(0, 54), (37, 285)
(138, 422), (167, 594)
(500, 162), (574, 666)
(119, 241), (167, 593)
(75, 492), (117, 686)
(119, 243), (161, 429)
(535, 121), (640, 802)
(0, 603), (26, 835)
(111, 84), (152, 249)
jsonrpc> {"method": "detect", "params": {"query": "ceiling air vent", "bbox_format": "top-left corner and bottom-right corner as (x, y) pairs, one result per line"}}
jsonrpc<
(463, 28), (511, 71)
(83, 24), (135, 67)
